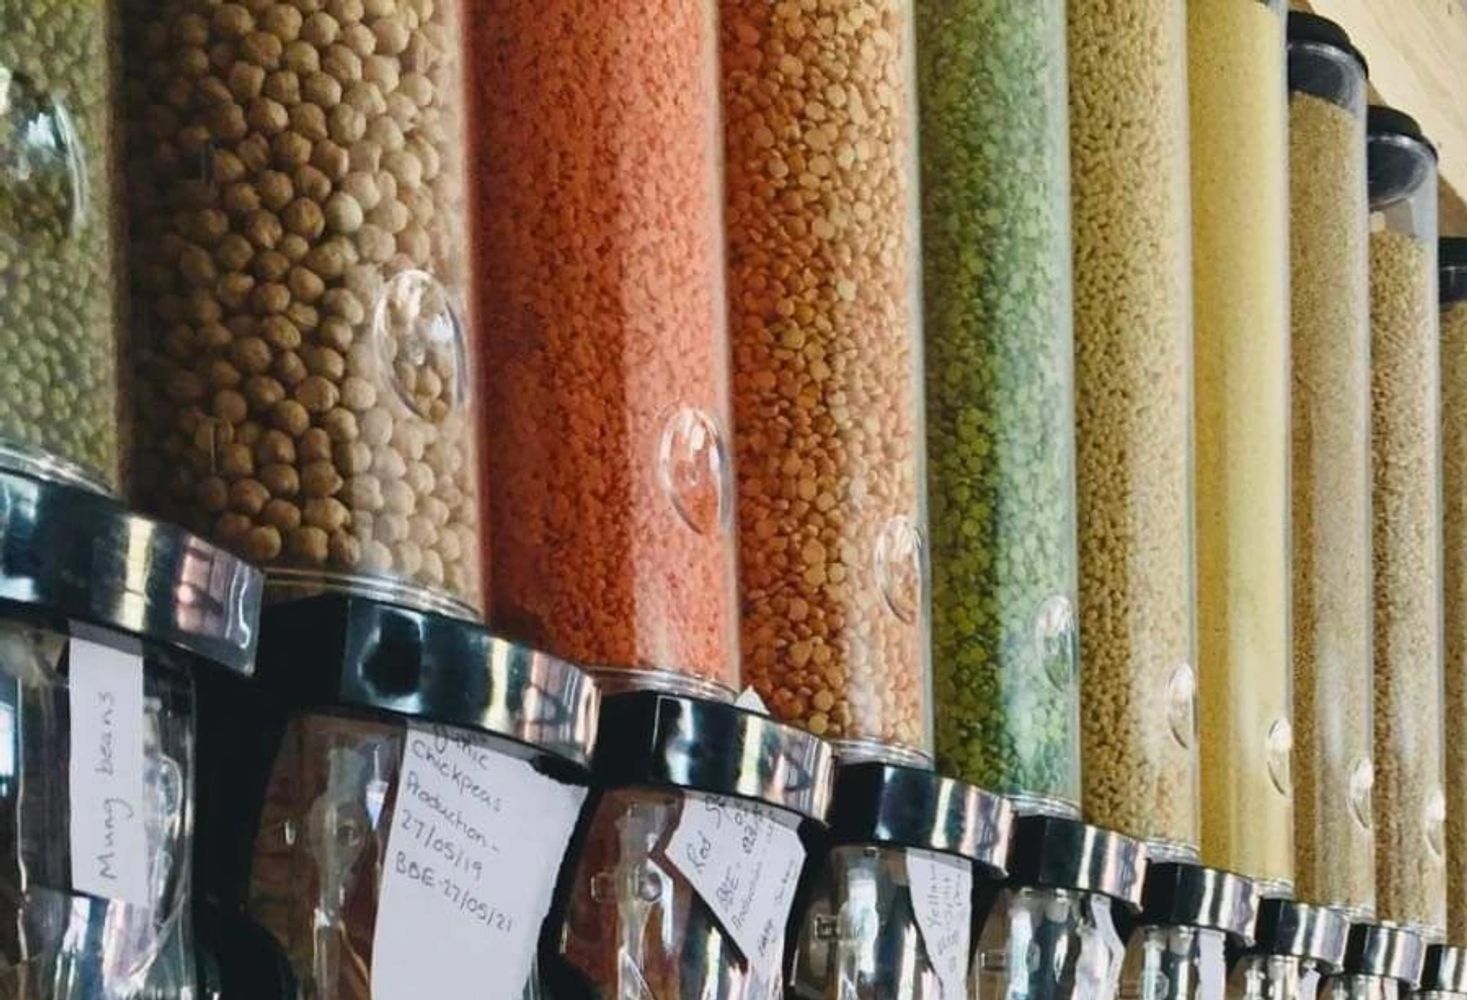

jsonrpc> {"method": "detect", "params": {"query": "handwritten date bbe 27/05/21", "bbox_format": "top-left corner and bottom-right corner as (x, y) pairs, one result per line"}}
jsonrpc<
(393, 817), (514, 935)
(389, 728), (518, 935)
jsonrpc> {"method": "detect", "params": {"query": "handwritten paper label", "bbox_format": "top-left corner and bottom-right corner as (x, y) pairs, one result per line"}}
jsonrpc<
(371, 723), (587, 1000)
(68, 636), (148, 905)
(908, 848), (973, 1000)
(664, 792), (805, 993)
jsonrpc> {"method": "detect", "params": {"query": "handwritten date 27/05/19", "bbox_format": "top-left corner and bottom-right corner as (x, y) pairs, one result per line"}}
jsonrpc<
(397, 807), (486, 883)
(393, 851), (514, 935)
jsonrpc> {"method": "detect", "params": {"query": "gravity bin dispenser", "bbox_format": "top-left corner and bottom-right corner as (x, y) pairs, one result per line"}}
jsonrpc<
(975, 814), (1147, 1000)
(787, 760), (1015, 998)
(0, 469), (268, 998)
(545, 689), (835, 999)
(195, 594), (601, 1000)
(1227, 898), (1350, 1000)
(1117, 862), (1259, 1000)
(1319, 922), (1425, 1000)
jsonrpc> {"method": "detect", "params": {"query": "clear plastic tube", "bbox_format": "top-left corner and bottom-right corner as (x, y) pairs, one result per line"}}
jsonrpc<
(1189, 0), (1293, 896)
(1367, 108), (1445, 942)
(1287, 24), (1375, 919)
(1068, 0), (1199, 852)
(722, 0), (930, 759)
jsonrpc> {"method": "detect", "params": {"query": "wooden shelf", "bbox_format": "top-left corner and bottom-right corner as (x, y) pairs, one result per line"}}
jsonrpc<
(1297, 0), (1467, 233)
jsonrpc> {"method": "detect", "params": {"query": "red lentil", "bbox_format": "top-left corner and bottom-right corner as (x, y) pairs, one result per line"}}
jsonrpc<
(469, 0), (739, 690)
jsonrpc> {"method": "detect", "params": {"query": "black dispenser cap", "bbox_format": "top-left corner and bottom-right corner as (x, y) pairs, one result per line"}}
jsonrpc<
(1440, 238), (1467, 305)
(1367, 105), (1438, 209)
(1244, 898), (1349, 967)
(1137, 862), (1259, 945)
(825, 761), (1013, 873)
(1341, 922), (1428, 986)
(1287, 11), (1368, 75)
(1004, 815), (1147, 908)
(0, 469), (262, 673)
(253, 593), (599, 767)
(1421, 944), (1467, 993)
(593, 689), (835, 823)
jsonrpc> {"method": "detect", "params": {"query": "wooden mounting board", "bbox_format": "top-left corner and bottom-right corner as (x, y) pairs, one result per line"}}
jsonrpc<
(1295, 0), (1467, 233)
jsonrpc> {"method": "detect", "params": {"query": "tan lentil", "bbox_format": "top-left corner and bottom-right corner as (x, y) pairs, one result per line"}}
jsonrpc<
(1070, 0), (1198, 854)
(723, 0), (929, 752)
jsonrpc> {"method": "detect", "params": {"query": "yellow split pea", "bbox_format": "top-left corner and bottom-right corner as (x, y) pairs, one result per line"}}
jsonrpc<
(723, 0), (930, 754)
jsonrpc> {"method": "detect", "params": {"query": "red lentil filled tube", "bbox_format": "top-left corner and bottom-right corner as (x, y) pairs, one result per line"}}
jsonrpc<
(469, 1), (739, 695)
(722, 0), (931, 761)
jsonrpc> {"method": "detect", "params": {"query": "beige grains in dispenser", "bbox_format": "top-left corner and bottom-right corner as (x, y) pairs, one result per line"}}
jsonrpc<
(1440, 250), (1467, 941)
(1371, 224), (1446, 941)
(1287, 18), (1374, 918)
(1070, 0), (1200, 855)
(122, 0), (481, 615)
(1189, 0), (1293, 896)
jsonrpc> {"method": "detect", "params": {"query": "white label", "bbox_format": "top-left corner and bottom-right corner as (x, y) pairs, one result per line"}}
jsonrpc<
(664, 792), (805, 992)
(735, 688), (770, 715)
(68, 636), (149, 905)
(371, 723), (587, 1000)
(907, 848), (973, 1000)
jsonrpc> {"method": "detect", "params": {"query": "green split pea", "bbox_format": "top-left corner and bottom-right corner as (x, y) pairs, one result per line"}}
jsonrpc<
(917, 0), (1080, 811)
(0, 0), (122, 492)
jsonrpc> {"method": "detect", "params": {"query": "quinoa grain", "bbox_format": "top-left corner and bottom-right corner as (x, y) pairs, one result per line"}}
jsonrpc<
(1370, 226), (1447, 940)
(1288, 85), (1374, 917)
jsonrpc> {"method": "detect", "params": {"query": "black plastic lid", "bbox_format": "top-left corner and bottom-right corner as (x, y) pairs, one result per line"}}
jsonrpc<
(1138, 863), (1259, 945)
(1443, 238), (1467, 269)
(592, 689), (835, 823)
(1368, 105), (1438, 161)
(1367, 105), (1438, 210)
(1421, 944), (1467, 993)
(825, 761), (1013, 873)
(256, 594), (599, 769)
(0, 469), (262, 674)
(1246, 899), (1350, 967)
(1287, 11), (1368, 75)
(1005, 815), (1146, 908)
(1342, 922), (1428, 986)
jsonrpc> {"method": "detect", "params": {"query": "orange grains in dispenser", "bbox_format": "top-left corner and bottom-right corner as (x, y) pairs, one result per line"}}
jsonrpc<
(468, 0), (739, 690)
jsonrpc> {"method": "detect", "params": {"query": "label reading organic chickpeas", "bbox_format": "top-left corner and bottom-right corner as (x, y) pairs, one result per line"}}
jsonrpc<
(663, 792), (805, 996)
(372, 724), (587, 1000)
